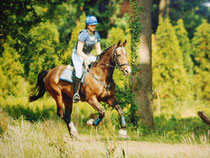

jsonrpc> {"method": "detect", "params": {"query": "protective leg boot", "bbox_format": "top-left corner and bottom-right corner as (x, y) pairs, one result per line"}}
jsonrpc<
(73, 76), (81, 103)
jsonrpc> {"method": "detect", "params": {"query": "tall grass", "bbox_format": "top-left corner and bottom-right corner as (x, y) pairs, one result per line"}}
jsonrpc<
(0, 117), (209, 158)
(0, 97), (209, 144)
(0, 97), (210, 157)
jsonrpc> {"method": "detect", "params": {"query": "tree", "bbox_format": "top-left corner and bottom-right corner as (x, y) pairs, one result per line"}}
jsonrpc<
(174, 19), (193, 76)
(62, 13), (86, 64)
(191, 20), (210, 101)
(0, 36), (26, 98)
(153, 18), (192, 110)
(169, 0), (209, 38)
(26, 21), (60, 83)
(158, 0), (170, 21)
(152, 0), (209, 38)
(130, 0), (155, 129)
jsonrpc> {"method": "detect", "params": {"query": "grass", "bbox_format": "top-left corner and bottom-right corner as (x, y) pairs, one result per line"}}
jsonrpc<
(0, 97), (210, 157)
(0, 117), (209, 158)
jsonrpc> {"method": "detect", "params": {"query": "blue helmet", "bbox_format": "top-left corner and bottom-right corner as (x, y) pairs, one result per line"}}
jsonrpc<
(85, 15), (98, 25)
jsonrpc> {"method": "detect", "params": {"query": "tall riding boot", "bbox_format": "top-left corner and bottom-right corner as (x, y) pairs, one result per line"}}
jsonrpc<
(73, 76), (81, 103)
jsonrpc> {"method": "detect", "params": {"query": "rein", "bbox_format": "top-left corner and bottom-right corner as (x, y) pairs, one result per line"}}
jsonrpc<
(86, 46), (128, 91)
(89, 71), (111, 91)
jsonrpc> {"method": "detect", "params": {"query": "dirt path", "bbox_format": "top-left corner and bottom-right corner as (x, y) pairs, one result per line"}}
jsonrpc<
(69, 135), (210, 158)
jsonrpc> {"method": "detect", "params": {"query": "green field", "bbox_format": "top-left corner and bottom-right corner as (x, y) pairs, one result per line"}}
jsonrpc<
(0, 97), (209, 158)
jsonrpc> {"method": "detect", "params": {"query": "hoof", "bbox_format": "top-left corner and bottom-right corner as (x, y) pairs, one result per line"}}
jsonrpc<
(119, 129), (127, 138)
(69, 122), (78, 138)
(86, 119), (94, 127)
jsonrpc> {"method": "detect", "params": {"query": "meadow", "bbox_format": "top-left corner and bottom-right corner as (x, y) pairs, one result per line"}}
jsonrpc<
(0, 96), (209, 158)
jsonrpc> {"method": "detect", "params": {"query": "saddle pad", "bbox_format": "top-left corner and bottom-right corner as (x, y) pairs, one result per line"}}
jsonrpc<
(59, 65), (74, 83)
(59, 65), (87, 84)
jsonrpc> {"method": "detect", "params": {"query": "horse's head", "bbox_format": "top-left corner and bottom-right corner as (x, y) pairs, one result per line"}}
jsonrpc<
(113, 40), (131, 75)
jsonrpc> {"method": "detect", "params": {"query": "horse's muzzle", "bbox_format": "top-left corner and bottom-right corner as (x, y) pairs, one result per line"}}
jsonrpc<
(123, 66), (131, 75)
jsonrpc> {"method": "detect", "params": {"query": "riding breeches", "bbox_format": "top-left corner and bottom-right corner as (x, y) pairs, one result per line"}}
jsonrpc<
(72, 49), (96, 79)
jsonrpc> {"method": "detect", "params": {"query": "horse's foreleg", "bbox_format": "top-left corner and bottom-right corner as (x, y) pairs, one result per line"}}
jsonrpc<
(106, 98), (126, 129)
(114, 104), (126, 129)
(63, 96), (78, 138)
(87, 96), (105, 126)
(106, 98), (127, 138)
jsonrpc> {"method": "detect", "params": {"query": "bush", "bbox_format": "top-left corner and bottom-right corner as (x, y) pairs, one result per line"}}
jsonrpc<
(2, 104), (56, 122)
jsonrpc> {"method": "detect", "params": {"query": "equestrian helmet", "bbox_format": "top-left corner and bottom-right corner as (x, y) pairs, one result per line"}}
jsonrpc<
(85, 15), (98, 25)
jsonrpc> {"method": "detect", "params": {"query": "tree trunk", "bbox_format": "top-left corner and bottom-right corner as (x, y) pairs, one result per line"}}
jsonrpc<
(131, 0), (155, 129)
(159, 0), (170, 21)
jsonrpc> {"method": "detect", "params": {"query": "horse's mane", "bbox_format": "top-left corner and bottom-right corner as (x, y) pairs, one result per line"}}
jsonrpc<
(97, 44), (115, 60)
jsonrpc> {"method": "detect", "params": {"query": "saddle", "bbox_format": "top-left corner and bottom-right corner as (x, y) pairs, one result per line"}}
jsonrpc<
(59, 65), (87, 84)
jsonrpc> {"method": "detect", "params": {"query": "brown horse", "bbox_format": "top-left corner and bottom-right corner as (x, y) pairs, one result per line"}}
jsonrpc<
(29, 40), (131, 138)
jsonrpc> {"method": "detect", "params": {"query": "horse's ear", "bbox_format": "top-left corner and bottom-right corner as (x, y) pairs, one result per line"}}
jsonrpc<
(123, 40), (127, 47)
(117, 40), (121, 47)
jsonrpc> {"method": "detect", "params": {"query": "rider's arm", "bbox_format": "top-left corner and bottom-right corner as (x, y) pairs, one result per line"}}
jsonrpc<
(77, 41), (92, 62)
(95, 42), (102, 55)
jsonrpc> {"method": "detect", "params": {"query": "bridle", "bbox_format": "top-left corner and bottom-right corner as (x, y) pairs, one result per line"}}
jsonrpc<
(88, 46), (130, 91)
(112, 46), (129, 71)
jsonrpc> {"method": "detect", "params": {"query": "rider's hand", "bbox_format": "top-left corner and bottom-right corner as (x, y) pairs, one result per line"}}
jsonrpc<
(84, 59), (91, 68)
(89, 56), (97, 63)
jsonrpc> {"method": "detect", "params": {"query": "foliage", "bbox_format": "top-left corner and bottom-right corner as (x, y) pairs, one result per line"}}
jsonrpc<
(77, 0), (123, 38)
(152, 0), (210, 38)
(62, 13), (86, 64)
(191, 20), (210, 101)
(0, 36), (26, 98)
(128, 0), (143, 124)
(169, 0), (210, 38)
(3, 104), (55, 121)
(135, 115), (209, 144)
(26, 21), (61, 83)
(129, 0), (142, 72)
(153, 18), (192, 108)
(174, 19), (194, 76)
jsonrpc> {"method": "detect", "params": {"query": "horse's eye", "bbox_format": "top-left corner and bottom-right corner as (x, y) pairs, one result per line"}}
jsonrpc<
(117, 54), (121, 57)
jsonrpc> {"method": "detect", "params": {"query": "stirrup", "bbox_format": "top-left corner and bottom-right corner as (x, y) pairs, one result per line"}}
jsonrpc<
(73, 93), (80, 103)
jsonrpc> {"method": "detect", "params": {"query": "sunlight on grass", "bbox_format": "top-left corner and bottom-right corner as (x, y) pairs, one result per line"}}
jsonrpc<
(0, 97), (210, 157)
(0, 118), (209, 158)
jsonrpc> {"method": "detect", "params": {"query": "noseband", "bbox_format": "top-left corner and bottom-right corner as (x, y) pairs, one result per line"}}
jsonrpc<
(112, 47), (129, 70)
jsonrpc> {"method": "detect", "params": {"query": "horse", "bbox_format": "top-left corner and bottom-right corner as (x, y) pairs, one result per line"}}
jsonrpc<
(29, 40), (131, 138)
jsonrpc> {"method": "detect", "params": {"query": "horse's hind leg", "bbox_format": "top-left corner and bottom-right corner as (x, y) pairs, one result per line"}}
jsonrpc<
(46, 86), (64, 118)
(87, 96), (105, 126)
(62, 95), (78, 137)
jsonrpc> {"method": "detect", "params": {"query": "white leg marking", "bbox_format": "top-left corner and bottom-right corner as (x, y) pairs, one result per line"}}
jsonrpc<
(119, 129), (127, 138)
(86, 119), (94, 127)
(69, 122), (78, 137)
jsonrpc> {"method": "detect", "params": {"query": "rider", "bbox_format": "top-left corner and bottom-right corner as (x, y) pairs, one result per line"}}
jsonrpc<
(72, 15), (102, 103)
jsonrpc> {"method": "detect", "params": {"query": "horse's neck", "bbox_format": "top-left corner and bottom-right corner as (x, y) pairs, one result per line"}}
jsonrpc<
(98, 46), (115, 66)
(92, 46), (115, 81)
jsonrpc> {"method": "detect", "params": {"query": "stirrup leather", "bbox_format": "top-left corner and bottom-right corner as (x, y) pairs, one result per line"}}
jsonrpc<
(73, 76), (81, 103)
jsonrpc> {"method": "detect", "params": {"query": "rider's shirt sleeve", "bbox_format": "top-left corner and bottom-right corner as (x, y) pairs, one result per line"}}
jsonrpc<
(78, 30), (88, 42)
(95, 31), (101, 43)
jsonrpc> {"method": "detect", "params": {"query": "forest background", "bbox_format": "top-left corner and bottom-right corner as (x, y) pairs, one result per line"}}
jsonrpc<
(0, 0), (209, 157)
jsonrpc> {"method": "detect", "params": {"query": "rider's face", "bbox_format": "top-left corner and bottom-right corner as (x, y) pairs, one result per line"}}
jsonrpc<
(87, 25), (96, 32)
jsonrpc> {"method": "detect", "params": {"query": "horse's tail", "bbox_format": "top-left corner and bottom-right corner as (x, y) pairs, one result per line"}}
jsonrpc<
(29, 70), (49, 102)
